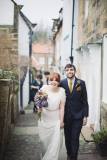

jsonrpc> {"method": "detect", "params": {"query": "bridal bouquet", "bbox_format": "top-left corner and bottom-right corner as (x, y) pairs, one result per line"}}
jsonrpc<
(34, 90), (48, 120)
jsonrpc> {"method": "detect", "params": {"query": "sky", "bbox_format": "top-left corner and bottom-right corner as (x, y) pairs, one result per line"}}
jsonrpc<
(15, 0), (63, 27)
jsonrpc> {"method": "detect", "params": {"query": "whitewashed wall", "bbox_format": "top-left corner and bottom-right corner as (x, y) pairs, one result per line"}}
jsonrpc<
(54, 28), (63, 73)
(78, 44), (101, 130)
(62, 0), (79, 68)
(18, 14), (29, 56)
(23, 71), (29, 108)
(61, 0), (72, 67)
(72, 0), (79, 67)
(102, 35), (107, 104)
(0, 0), (14, 25)
(77, 44), (101, 131)
(18, 14), (30, 109)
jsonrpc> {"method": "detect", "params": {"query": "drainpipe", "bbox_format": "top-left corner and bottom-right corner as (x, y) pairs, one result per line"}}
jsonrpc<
(70, 0), (75, 64)
(29, 30), (33, 103)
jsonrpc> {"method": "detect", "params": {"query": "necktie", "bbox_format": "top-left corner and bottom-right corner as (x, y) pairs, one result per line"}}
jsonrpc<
(69, 79), (72, 93)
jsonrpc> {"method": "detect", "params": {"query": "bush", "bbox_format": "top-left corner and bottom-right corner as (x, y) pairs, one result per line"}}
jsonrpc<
(92, 128), (107, 144)
(0, 69), (17, 80)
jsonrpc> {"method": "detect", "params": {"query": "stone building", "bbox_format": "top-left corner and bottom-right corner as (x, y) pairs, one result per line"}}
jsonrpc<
(32, 42), (54, 73)
(76, 0), (107, 130)
(0, 0), (36, 157)
(0, 1), (19, 157)
(52, 0), (107, 131)
(0, 1), (18, 73)
(0, 0), (37, 111)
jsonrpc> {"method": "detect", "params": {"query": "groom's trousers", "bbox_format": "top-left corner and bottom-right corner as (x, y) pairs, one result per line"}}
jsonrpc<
(64, 118), (83, 160)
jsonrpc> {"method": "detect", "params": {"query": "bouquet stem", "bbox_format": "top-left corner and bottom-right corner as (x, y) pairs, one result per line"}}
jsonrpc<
(37, 108), (42, 120)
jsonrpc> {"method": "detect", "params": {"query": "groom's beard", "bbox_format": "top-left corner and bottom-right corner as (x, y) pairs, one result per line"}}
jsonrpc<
(67, 74), (75, 79)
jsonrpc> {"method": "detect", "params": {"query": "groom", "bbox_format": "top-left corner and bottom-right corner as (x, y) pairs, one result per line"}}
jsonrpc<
(60, 64), (89, 160)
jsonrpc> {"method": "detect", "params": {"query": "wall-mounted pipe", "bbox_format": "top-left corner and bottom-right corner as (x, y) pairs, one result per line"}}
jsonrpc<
(70, 0), (75, 64)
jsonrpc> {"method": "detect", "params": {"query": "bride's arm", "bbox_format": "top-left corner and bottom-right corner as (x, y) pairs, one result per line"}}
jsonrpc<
(59, 101), (65, 128)
(59, 88), (66, 128)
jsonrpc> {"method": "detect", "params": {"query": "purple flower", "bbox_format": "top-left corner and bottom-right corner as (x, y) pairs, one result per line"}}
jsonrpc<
(34, 91), (48, 109)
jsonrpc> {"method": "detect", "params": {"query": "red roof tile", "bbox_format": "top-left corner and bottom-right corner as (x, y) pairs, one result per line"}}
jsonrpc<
(32, 42), (53, 54)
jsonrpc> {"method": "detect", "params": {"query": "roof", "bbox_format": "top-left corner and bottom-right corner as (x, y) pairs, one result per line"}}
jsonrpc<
(20, 11), (37, 31)
(11, 0), (37, 31)
(31, 55), (41, 70)
(32, 42), (53, 54)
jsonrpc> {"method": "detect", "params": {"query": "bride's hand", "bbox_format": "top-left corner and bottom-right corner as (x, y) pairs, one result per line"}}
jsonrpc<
(60, 121), (64, 128)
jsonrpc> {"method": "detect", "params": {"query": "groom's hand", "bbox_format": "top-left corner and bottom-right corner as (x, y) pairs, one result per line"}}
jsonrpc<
(83, 117), (87, 126)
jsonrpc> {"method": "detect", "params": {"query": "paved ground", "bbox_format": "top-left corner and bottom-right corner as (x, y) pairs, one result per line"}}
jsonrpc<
(4, 103), (107, 160)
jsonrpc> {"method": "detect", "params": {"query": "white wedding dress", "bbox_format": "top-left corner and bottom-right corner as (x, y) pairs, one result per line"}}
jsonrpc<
(38, 85), (66, 160)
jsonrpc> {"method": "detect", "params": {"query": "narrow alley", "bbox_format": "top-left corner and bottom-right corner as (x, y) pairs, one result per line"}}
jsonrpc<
(1, 0), (107, 160)
(3, 103), (107, 160)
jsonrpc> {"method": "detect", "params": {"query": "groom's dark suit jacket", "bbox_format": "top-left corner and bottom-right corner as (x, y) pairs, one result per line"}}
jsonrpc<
(60, 77), (89, 123)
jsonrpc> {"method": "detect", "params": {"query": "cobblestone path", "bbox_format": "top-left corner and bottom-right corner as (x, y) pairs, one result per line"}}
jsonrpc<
(4, 104), (107, 160)
(4, 105), (41, 160)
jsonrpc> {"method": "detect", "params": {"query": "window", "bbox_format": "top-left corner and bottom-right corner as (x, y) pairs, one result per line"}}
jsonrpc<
(39, 57), (45, 65)
(48, 57), (52, 65)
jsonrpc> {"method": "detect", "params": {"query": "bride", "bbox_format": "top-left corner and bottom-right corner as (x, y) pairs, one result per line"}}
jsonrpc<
(38, 72), (66, 160)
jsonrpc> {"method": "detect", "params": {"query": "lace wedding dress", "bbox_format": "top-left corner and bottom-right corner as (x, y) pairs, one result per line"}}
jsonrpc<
(38, 85), (66, 160)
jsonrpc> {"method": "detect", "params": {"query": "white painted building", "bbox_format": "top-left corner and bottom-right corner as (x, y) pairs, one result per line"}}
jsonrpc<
(61, 0), (79, 67)
(76, 44), (102, 131)
(53, 0), (79, 76)
(62, 0), (72, 67)
(18, 11), (31, 109)
(54, 28), (62, 72)
(101, 34), (107, 127)
(102, 35), (107, 104)
(0, 0), (14, 25)
(52, 11), (63, 74)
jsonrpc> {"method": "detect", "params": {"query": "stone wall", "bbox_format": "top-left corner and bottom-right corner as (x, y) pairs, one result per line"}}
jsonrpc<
(78, 0), (107, 46)
(0, 79), (19, 159)
(0, 26), (18, 75)
(100, 102), (107, 128)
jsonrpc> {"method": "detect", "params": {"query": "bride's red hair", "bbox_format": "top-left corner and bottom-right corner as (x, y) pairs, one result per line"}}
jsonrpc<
(49, 72), (60, 82)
